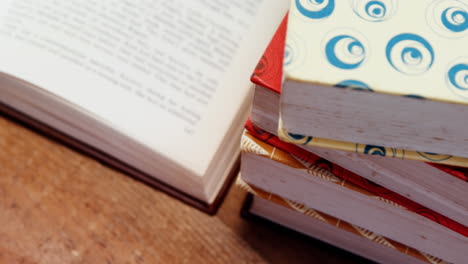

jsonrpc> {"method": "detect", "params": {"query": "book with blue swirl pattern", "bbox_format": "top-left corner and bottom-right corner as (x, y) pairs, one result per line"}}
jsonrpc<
(279, 0), (468, 166)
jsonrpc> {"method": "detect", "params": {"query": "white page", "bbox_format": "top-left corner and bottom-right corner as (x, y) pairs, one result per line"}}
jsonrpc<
(0, 0), (288, 176)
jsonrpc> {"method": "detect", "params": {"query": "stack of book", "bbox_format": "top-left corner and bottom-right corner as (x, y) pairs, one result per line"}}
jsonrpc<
(239, 1), (468, 263)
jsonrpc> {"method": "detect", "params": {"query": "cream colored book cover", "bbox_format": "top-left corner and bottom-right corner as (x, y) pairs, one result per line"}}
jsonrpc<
(279, 0), (468, 166)
(285, 0), (468, 103)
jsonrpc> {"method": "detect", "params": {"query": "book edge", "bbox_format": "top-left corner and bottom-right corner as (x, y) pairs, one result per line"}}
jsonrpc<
(236, 178), (447, 264)
(277, 116), (468, 167)
(0, 103), (238, 214)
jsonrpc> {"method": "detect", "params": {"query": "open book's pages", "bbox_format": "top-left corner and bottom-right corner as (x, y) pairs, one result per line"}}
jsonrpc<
(279, 0), (468, 161)
(0, 0), (289, 210)
(240, 131), (468, 263)
(238, 179), (448, 264)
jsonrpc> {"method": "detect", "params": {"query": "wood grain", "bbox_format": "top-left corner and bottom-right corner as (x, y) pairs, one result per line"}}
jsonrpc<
(0, 115), (369, 264)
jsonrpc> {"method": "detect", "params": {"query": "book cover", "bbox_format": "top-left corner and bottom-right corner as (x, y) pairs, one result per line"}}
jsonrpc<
(278, 0), (468, 165)
(252, 9), (468, 167)
(284, 0), (468, 104)
(237, 177), (447, 264)
(242, 126), (468, 236)
(251, 15), (287, 93)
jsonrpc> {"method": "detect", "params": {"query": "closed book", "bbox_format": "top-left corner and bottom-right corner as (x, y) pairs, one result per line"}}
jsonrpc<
(238, 178), (447, 264)
(240, 130), (468, 263)
(278, 1), (468, 166)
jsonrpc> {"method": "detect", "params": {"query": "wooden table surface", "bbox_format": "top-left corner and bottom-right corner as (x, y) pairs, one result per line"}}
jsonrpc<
(0, 115), (370, 264)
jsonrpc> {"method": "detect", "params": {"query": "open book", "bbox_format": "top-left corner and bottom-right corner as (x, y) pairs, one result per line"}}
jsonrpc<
(0, 0), (289, 212)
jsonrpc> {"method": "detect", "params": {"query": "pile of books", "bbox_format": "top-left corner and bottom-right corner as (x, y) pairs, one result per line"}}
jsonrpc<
(239, 2), (468, 263)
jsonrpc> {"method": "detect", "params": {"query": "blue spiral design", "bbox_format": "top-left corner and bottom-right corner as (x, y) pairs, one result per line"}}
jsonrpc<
(295, 0), (335, 19)
(326, 35), (366, 70)
(288, 132), (313, 145)
(404, 94), (426, 100)
(448, 63), (468, 90)
(417, 152), (452, 161)
(284, 43), (294, 67)
(350, 0), (396, 22)
(284, 32), (306, 70)
(335, 80), (373, 91)
(366, 1), (386, 18)
(386, 33), (434, 75)
(363, 145), (386, 156)
(441, 7), (468, 32)
(427, 0), (468, 38)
